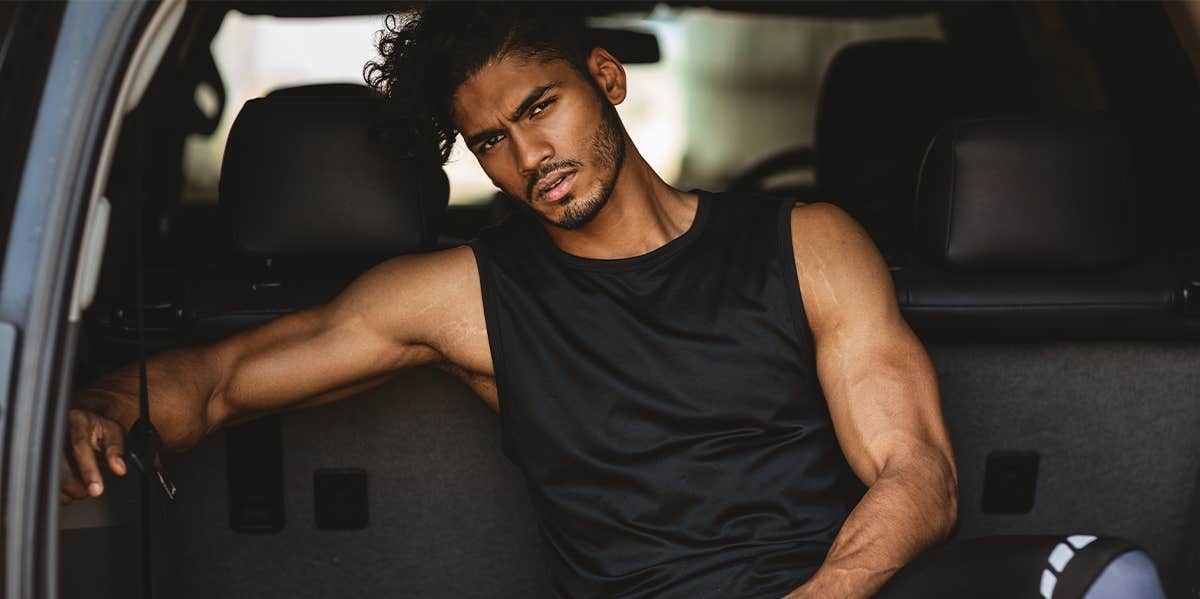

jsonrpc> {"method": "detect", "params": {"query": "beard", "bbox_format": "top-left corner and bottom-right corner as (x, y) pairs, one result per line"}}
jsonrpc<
(520, 99), (626, 230)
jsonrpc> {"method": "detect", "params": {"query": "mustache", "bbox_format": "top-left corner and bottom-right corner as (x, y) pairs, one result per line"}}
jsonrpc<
(526, 159), (583, 201)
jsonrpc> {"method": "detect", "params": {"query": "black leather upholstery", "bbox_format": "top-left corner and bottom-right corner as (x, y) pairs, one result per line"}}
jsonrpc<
(898, 115), (1184, 339)
(914, 116), (1138, 271)
(220, 84), (448, 257)
(815, 38), (954, 254)
(896, 258), (1179, 339)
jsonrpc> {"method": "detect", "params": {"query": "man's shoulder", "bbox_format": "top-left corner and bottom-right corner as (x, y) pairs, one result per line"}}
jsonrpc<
(787, 200), (853, 228)
(786, 201), (897, 334)
(786, 201), (872, 254)
(420, 245), (483, 294)
(348, 245), (481, 309)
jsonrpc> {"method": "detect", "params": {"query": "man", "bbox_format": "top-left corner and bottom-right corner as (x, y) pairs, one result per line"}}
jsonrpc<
(62, 5), (957, 598)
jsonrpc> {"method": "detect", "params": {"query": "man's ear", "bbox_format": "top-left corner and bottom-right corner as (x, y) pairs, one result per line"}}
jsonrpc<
(587, 47), (627, 105)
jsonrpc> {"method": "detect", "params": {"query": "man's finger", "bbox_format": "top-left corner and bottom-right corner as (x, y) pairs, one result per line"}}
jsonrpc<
(60, 456), (89, 499)
(106, 450), (126, 477)
(60, 493), (72, 505)
(101, 419), (127, 476)
(70, 439), (103, 497)
(62, 476), (89, 499)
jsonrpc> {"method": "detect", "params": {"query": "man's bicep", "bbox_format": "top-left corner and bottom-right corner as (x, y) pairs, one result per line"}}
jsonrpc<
(789, 203), (951, 486)
(816, 319), (947, 487)
(323, 245), (480, 366)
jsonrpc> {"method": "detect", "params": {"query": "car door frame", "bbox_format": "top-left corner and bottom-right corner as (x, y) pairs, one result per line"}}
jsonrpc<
(0, 1), (160, 597)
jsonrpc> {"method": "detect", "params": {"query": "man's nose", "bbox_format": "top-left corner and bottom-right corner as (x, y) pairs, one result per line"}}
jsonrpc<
(512, 130), (553, 176)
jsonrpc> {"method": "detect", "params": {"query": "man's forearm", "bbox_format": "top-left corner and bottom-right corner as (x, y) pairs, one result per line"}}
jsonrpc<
(71, 344), (223, 451)
(784, 447), (958, 599)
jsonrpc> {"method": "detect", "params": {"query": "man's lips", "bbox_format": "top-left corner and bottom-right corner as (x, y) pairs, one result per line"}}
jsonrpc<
(536, 171), (576, 204)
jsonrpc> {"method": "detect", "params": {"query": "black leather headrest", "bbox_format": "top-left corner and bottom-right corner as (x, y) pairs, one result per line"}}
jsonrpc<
(915, 116), (1138, 271)
(220, 84), (448, 257)
(266, 82), (377, 100)
(815, 39), (953, 225)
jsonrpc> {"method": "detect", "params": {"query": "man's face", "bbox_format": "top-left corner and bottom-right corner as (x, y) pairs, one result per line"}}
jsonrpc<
(452, 52), (626, 230)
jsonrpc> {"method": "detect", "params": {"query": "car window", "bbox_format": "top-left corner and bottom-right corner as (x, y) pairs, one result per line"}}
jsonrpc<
(181, 9), (939, 208)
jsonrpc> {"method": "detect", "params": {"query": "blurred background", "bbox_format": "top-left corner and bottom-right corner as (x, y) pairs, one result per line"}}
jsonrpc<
(181, 7), (941, 207)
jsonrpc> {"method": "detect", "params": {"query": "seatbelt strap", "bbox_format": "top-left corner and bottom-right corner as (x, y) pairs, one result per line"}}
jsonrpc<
(124, 173), (155, 599)
(122, 132), (175, 599)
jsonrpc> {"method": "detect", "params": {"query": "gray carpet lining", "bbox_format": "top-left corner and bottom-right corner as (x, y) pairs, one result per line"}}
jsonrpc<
(58, 342), (1200, 598)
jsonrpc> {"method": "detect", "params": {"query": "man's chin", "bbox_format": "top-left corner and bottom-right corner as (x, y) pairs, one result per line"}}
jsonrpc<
(517, 168), (616, 230)
(544, 191), (609, 231)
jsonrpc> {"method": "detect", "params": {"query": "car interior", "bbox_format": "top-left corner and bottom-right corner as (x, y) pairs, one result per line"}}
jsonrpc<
(52, 1), (1200, 598)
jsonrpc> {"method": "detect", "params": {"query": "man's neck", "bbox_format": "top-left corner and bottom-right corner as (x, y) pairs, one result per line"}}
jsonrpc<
(543, 148), (698, 260)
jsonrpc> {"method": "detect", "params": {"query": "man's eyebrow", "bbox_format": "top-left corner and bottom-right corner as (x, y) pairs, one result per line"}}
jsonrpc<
(463, 81), (562, 149)
(508, 80), (561, 122)
(465, 127), (505, 149)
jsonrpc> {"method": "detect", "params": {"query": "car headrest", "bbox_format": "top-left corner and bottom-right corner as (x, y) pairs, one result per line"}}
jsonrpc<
(814, 39), (953, 226)
(266, 82), (377, 100)
(220, 84), (449, 258)
(914, 116), (1138, 271)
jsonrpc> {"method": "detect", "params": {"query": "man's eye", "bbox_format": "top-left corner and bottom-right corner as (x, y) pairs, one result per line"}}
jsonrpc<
(481, 135), (504, 152)
(530, 98), (556, 117)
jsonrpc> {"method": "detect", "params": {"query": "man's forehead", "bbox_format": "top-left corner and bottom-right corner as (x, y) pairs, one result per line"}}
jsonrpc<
(452, 54), (576, 127)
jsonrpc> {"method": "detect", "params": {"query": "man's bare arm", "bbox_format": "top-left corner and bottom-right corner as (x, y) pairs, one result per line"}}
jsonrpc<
(781, 203), (958, 599)
(64, 245), (483, 500)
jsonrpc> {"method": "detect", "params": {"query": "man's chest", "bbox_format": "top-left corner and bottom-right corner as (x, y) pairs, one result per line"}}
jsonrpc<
(436, 266), (817, 415)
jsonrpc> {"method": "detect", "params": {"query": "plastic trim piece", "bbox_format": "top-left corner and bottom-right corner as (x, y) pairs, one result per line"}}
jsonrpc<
(67, 196), (109, 322)
(123, 0), (184, 115)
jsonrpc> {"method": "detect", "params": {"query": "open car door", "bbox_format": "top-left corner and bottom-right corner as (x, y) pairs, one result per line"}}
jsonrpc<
(0, 2), (182, 597)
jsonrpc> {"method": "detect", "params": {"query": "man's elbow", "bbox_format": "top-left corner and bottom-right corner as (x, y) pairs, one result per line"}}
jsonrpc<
(933, 450), (959, 542)
(872, 436), (959, 542)
(901, 440), (959, 543)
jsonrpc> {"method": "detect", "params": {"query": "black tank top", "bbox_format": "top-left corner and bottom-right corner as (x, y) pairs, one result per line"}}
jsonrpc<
(469, 190), (852, 598)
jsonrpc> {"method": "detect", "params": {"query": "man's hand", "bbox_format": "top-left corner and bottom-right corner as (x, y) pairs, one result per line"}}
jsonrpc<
(60, 407), (128, 504)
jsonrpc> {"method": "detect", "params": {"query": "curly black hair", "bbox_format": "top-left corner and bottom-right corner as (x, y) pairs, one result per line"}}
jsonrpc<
(363, 3), (594, 165)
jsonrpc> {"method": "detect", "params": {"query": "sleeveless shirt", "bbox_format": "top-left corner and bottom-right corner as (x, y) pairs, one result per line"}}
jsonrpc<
(469, 190), (852, 598)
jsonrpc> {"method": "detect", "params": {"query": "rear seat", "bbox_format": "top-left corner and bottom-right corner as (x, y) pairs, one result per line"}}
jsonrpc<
(897, 115), (1199, 588)
(135, 85), (552, 598)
